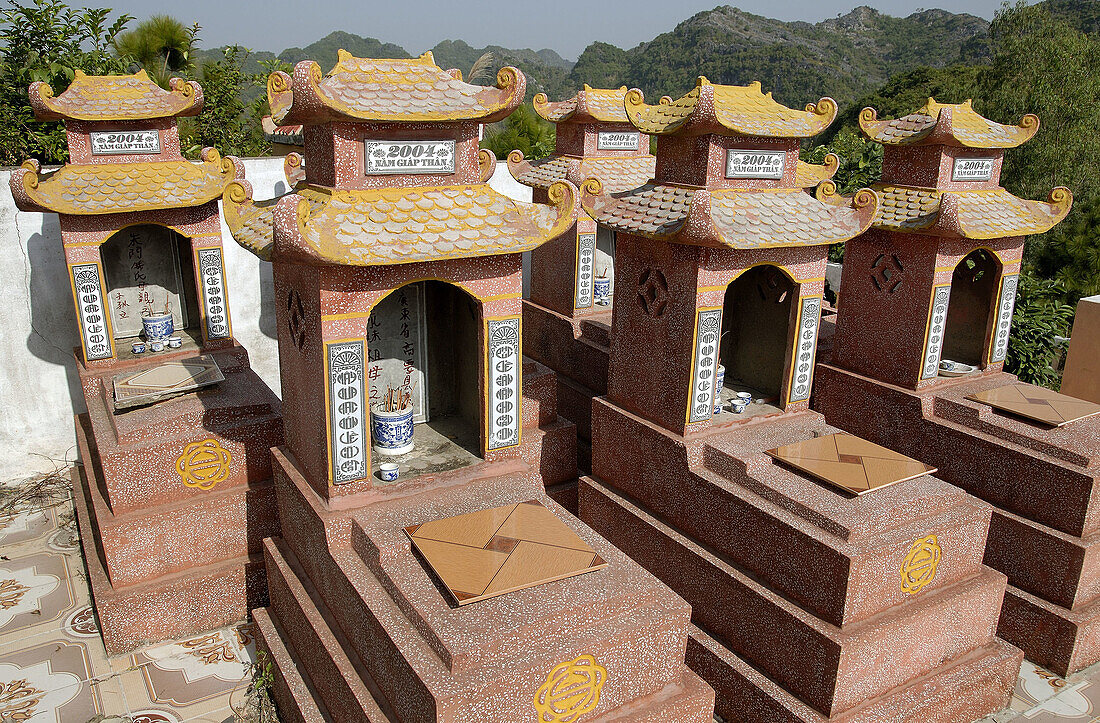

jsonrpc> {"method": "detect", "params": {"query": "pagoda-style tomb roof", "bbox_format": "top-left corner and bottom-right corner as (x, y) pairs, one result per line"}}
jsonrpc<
(795, 154), (839, 189)
(859, 98), (1038, 149)
(581, 180), (877, 249)
(872, 184), (1072, 239)
(269, 50), (524, 125)
(624, 77), (837, 137)
(533, 85), (631, 124)
(10, 149), (240, 215)
(29, 70), (202, 121)
(223, 178), (578, 266)
(507, 153), (656, 194)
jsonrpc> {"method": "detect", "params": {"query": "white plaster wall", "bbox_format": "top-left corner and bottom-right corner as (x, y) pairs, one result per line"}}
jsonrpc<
(0, 159), (531, 481)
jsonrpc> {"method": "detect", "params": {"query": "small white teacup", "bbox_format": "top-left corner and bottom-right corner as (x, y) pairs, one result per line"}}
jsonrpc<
(378, 463), (399, 482)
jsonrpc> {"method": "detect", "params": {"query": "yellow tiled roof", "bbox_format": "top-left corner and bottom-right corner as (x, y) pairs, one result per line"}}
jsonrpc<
(11, 149), (238, 215)
(860, 98), (1039, 149)
(581, 180), (875, 248)
(708, 187), (876, 248)
(625, 78), (836, 138)
(872, 184), (1072, 238)
(534, 85), (631, 123)
(224, 182), (578, 265)
(29, 70), (202, 121)
(795, 154), (839, 188)
(269, 50), (524, 125)
(507, 152), (655, 193)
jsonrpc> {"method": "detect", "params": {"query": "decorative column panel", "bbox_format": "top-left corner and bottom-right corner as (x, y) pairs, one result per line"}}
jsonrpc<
(921, 285), (952, 380)
(486, 317), (522, 451)
(196, 247), (232, 341)
(989, 272), (1019, 364)
(325, 339), (369, 485)
(687, 307), (723, 423)
(69, 262), (115, 362)
(574, 230), (596, 310)
(787, 296), (821, 403)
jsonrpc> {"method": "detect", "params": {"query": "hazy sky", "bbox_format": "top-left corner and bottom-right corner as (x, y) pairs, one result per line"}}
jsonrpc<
(94, 0), (1010, 60)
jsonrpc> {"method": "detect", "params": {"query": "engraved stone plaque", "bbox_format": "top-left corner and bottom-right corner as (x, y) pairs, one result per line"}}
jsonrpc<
(89, 130), (160, 155)
(365, 140), (455, 174)
(922, 285), (952, 379)
(725, 150), (785, 179)
(196, 248), (230, 340)
(689, 309), (723, 422)
(487, 318), (521, 450)
(990, 273), (1018, 363)
(597, 131), (640, 151)
(952, 157), (995, 182)
(574, 233), (595, 309)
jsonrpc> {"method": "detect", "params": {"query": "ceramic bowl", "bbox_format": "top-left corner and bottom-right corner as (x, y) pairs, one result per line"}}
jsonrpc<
(168, 336), (183, 349)
(149, 340), (165, 352)
(141, 312), (173, 341)
(371, 407), (415, 455)
(378, 463), (399, 482)
(131, 342), (146, 354)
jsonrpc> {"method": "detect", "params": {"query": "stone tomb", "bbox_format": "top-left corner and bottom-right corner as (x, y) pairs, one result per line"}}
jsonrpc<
(574, 78), (1022, 721)
(222, 51), (713, 722)
(9, 70), (284, 654)
(812, 99), (1100, 677)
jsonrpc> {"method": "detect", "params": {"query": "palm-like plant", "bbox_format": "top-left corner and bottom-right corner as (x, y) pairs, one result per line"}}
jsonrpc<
(113, 15), (199, 87)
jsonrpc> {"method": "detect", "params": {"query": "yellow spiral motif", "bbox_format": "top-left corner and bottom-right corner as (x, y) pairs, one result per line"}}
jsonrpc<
(175, 439), (232, 491)
(533, 655), (608, 723)
(900, 535), (942, 595)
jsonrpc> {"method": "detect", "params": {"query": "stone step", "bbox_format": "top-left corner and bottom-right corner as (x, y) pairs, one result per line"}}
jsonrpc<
(579, 477), (1008, 717)
(688, 625), (1019, 723)
(998, 581), (1100, 677)
(262, 540), (398, 722)
(72, 463), (266, 655)
(253, 607), (333, 723)
(985, 505), (1100, 610)
(75, 413), (278, 587)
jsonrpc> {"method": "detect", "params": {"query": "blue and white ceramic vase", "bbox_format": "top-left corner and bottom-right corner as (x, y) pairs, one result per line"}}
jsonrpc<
(141, 312), (174, 341)
(594, 277), (611, 305)
(713, 364), (725, 415)
(371, 406), (415, 456)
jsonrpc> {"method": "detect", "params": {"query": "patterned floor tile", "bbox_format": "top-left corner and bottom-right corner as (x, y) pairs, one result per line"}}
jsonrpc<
(0, 550), (82, 649)
(0, 637), (104, 722)
(1017, 680), (1095, 720)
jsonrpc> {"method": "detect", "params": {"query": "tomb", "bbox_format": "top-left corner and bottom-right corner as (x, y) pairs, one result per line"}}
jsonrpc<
(813, 99), (1100, 676)
(8, 70), (284, 653)
(221, 51), (713, 721)
(509, 87), (839, 479)
(574, 78), (1022, 721)
(508, 86), (655, 477)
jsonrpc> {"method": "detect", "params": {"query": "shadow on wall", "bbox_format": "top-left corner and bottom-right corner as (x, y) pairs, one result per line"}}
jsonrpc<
(258, 261), (277, 339)
(25, 223), (85, 418)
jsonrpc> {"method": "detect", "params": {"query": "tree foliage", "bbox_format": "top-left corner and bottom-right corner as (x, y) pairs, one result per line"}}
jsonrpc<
(181, 45), (272, 159)
(0, 0), (132, 165)
(481, 103), (554, 160)
(113, 15), (199, 87)
(1005, 273), (1075, 387)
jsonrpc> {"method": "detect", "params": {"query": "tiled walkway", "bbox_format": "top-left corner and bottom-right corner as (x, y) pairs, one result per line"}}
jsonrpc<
(4, 470), (1100, 723)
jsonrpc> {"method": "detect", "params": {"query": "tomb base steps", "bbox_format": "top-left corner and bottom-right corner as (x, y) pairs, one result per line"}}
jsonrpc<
(815, 362), (1100, 674)
(71, 462), (266, 656)
(579, 477), (1017, 720)
(260, 447), (714, 722)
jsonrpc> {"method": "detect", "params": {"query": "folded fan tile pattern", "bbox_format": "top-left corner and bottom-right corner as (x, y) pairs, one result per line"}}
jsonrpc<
(873, 185), (1072, 238)
(766, 432), (937, 495)
(967, 383), (1100, 427)
(405, 500), (607, 605)
(31, 69), (201, 121)
(298, 184), (565, 265)
(860, 98), (1037, 148)
(20, 159), (235, 215)
(709, 189), (866, 248)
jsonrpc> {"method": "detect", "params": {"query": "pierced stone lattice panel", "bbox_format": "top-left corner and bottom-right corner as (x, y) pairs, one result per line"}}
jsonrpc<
(921, 285), (952, 379)
(766, 432), (937, 495)
(405, 500), (607, 605)
(688, 308), (722, 423)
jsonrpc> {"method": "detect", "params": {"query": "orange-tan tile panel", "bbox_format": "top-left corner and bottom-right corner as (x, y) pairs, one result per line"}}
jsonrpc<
(583, 183), (695, 238)
(30, 69), (201, 121)
(709, 188), (869, 248)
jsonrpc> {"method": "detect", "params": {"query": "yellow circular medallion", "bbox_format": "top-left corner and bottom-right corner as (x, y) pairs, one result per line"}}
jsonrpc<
(900, 534), (941, 594)
(533, 654), (608, 723)
(175, 439), (232, 491)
